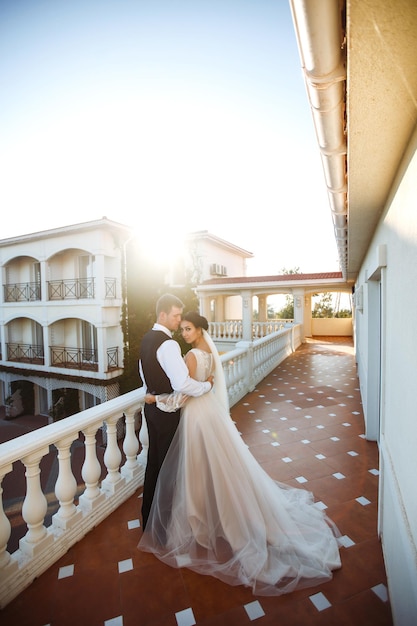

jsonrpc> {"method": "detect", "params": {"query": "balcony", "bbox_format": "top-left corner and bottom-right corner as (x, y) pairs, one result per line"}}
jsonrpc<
(48, 278), (95, 300)
(3, 281), (41, 302)
(50, 346), (119, 371)
(6, 342), (44, 365)
(0, 335), (392, 625)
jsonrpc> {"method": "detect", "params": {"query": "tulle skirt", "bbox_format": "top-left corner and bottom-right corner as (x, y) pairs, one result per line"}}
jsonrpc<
(138, 392), (342, 596)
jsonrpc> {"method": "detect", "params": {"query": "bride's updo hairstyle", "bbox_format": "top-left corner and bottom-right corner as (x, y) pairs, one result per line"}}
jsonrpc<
(183, 311), (209, 331)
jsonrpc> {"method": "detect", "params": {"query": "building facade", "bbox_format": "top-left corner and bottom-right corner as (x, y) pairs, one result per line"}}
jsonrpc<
(290, 1), (417, 623)
(0, 218), (131, 419)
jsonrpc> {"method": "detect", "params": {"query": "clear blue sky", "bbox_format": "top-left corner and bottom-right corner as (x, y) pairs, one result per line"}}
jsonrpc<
(0, 0), (340, 275)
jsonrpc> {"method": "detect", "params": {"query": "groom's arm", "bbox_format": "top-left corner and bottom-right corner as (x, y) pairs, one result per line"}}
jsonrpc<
(158, 340), (212, 396)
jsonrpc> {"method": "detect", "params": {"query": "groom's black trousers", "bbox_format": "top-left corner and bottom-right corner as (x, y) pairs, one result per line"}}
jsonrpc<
(141, 403), (181, 530)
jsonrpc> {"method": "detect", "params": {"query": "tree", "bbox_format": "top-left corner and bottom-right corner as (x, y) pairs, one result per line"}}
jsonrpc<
(119, 240), (198, 394)
(274, 267), (300, 319)
(312, 292), (334, 318)
(276, 297), (294, 320)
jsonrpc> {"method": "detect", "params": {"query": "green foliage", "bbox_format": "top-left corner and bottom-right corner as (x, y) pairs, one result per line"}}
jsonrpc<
(276, 297), (294, 319)
(335, 309), (352, 318)
(312, 292), (334, 318)
(280, 266), (301, 275)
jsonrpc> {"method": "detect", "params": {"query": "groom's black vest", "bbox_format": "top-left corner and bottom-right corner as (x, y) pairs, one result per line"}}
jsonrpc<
(140, 330), (174, 395)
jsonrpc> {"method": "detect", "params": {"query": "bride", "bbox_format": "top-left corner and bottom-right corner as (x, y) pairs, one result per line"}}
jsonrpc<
(138, 311), (342, 596)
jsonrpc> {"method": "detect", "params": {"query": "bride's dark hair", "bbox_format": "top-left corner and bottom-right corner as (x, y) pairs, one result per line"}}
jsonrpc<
(183, 311), (209, 331)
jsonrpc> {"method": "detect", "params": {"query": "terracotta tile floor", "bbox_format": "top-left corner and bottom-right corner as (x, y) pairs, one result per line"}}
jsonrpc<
(0, 337), (393, 626)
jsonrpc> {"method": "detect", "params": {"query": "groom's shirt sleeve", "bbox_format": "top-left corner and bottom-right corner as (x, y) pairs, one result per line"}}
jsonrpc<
(157, 339), (211, 397)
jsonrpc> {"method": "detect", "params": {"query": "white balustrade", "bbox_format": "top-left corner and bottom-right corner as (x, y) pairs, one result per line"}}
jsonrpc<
(53, 435), (81, 529)
(20, 448), (52, 554)
(79, 425), (103, 509)
(101, 416), (123, 493)
(0, 468), (12, 569)
(0, 324), (301, 609)
(122, 409), (141, 480)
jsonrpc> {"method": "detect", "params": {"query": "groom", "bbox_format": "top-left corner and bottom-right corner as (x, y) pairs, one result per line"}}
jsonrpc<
(139, 293), (213, 529)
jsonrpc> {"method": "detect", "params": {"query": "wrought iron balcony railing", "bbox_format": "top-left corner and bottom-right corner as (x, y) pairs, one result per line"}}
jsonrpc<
(48, 278), (95, 300)
(49, 346), (119, 371)
(50, 346), (98, 370)
(6, 343), (44, 364)
(3, 282), (41, 302)
(3, 278), (117, 302)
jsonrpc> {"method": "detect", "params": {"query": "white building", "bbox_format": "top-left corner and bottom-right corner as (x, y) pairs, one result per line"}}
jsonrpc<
(0, 222), (254, 418)
(290, 1), (417, 623)
(0, 218), (131, 418)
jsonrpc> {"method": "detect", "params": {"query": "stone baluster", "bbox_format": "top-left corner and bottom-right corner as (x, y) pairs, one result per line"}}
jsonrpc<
(137, 409), (149, 466)
(79, 425), (103, 510)
(101, 416), (122, 493)
(121, 409), (140, 479)
(20, 448), (53, 556)
(0, 467), (12, 569)
(53, 435), (81, 530)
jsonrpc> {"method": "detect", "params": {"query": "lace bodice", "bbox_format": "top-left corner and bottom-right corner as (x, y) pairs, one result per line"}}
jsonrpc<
(187, 348), (214, 382)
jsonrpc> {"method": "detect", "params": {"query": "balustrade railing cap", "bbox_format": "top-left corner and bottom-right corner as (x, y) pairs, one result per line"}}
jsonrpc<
(0, 387), (145, 468)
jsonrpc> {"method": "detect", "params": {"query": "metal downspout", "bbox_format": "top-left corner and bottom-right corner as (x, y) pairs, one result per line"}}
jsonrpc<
(289, 0), (348, 277)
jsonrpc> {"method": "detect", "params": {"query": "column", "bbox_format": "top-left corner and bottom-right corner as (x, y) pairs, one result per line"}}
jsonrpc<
(241, 290), (253, 341)
(293, 288), (306, 342)
(258, 295), (268, 322)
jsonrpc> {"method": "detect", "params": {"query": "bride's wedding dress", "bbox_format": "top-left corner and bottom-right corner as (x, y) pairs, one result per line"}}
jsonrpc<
(138, 343), (341, 596)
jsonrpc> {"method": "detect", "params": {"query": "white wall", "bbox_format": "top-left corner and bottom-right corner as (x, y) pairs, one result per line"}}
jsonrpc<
(354, 126), (417, 623)
(311, 318), (352, 336)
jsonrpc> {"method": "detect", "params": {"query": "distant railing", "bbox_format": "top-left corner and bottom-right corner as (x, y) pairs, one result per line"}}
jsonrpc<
(50, 346), (98, 370)
(105, 277), (117, 298)
(209, 319), (294, 340)
(6, 343), (44, 364)
(107, 346), (119, 369)
(48, 278), (95, 300)
(3, 282), (41, 302)
(0, 325), (301, 608)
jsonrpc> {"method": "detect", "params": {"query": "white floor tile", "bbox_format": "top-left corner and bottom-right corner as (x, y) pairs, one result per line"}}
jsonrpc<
(315, 454), (326, 460)
(369, 468), (379, 475)
(338, 534), (355, 547)
(105, 616), (123, 626)
(333, 472), (346, 480)
(244, 600), (265, 620)
(175, 607), (196, 626)
(296, 476), (308, 483)
(128, 519), (140, 529)
(58, 564), (74, 579)
(282, 457), (292, 463)
(309, 592), (332, 611)
(372, 583), (388, 602)
(118, 558), (133, 573)
(356, 496), (371, 506)
(347, 451), (359, 456)
(176, 554), (192, 567)
(314, 501), (327, 510)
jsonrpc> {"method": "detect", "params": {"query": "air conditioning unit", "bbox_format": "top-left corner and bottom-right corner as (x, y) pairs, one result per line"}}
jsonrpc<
(210, 263), (228, 276)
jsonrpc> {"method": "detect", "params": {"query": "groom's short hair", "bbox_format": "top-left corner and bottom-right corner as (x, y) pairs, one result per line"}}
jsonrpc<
(156, 293), (184, 316)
